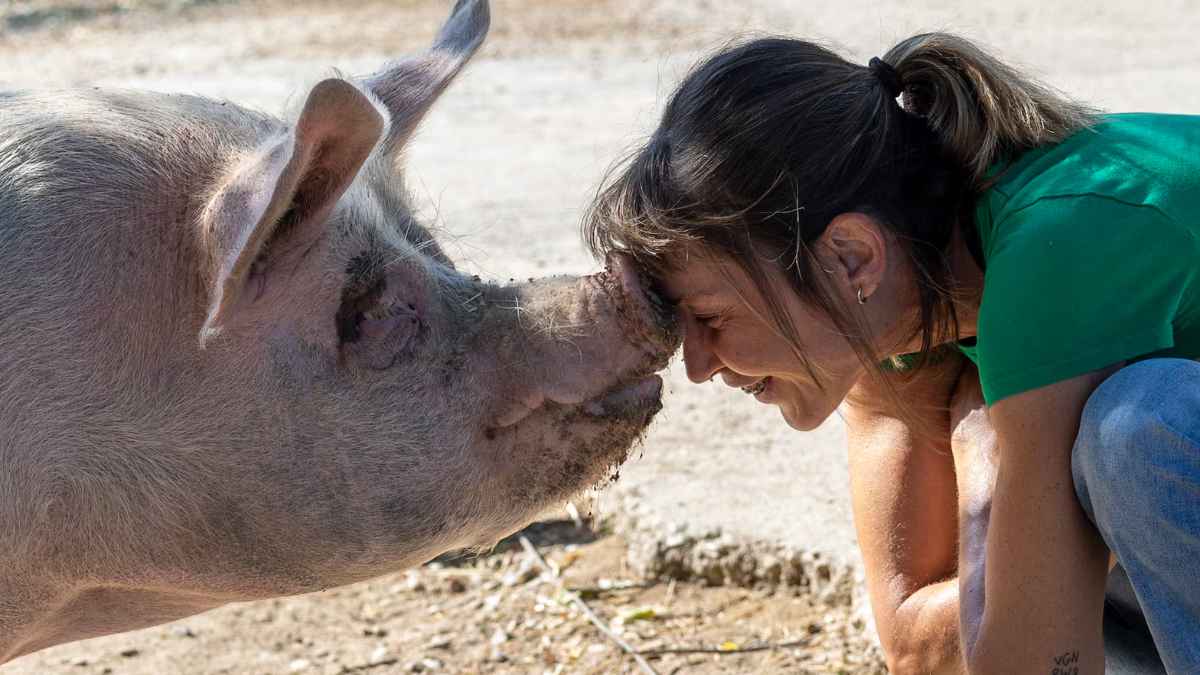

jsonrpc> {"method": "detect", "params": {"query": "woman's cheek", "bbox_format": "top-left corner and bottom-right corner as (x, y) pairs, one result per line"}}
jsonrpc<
(715, 339), (760, 374)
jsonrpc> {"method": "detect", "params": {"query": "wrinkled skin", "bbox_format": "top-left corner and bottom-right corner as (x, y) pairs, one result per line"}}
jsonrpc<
(0, 0), (677, 662)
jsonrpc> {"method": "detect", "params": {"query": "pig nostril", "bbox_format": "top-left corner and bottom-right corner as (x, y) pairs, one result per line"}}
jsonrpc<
(645, 282), (671, 320)
(605, 252), (681, 353)
(644, 276), (669, 310)
(637, 271), (677, 331)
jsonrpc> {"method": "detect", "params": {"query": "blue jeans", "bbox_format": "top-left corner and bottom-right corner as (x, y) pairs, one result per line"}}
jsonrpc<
(1074, 358), (1200, 674)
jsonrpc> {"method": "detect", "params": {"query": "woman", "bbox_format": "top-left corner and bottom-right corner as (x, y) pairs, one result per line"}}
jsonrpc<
(584, 34), (1200, 673)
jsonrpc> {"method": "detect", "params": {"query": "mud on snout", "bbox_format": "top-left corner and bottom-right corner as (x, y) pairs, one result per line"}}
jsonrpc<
(483, 374), (665, 521)
(473, 254), (680, 523)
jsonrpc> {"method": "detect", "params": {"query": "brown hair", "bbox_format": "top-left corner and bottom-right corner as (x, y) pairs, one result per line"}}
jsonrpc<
(584, 32), (1096, 408)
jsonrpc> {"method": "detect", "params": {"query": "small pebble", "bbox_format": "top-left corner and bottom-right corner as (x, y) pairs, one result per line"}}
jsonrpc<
(501, 560), (539, 587)
(403, 572), (426, 593)
(287, 658), (310, 672)
(427, 634), (453, 650)
(171, 626), (197, 638)
(490, 628), (509, 645)
(369, 646), (390, 664)
(119, 647), (140, 658)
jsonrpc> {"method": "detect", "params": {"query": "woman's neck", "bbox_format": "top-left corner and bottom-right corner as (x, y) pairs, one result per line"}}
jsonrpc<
(945, 220), (984, 340)
(886, 221), (984, 357)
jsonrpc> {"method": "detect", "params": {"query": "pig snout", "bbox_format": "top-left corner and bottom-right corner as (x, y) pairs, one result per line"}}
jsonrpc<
(483, 254), (679, 433)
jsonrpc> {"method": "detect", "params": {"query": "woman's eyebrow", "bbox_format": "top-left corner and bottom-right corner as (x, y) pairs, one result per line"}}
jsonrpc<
(681, 291), (725, 307)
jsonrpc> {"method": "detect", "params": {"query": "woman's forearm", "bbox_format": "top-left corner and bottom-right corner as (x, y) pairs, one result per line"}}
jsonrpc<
(889, 579), (966, 675)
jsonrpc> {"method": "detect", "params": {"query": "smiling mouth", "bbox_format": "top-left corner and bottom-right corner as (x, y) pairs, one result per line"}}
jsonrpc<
(741, 379), (767, 396)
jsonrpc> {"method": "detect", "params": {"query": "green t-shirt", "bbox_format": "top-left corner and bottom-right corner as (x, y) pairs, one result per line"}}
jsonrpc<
(963, 112), (1200, 404)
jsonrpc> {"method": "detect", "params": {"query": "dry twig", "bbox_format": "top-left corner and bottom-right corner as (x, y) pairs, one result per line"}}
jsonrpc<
(340, 657), (400, 673)
(518, 536), (659, 675)
(639, 639), (810, 656)
(568, 581), (653, 597)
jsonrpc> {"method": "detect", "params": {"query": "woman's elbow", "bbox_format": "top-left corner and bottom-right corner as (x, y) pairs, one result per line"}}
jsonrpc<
(878, 595), (965, 675)
(885, 644), (962, 675)
(886, 649), (931, 675)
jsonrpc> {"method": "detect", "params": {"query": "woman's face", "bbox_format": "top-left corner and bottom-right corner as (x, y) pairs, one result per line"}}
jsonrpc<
(657, 252), (867, 431)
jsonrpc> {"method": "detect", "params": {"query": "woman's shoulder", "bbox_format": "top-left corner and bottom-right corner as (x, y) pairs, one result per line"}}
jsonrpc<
(968, 116), (1200, 403)
(980, 113), (1200, 232)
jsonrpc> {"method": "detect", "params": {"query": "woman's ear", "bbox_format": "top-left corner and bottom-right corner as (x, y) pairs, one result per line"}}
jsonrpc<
(817, 212), (889, 302)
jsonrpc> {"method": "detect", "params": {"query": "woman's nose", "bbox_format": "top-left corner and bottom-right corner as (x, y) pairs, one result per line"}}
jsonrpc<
(681, 315), (722, 384)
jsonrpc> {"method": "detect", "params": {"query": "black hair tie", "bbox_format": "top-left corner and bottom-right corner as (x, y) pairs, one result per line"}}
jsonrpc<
(868, 57), (903, 98)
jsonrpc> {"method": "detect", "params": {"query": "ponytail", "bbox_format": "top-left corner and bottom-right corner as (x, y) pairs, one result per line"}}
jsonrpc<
(883, 33), (1098, 185)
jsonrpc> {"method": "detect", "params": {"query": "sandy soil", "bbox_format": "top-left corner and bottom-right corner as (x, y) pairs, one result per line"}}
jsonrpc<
(5, 522), (884, 675)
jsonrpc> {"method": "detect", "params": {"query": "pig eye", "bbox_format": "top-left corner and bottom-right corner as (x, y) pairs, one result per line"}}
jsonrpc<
(359, 302), (421, 340)
(336, 277), (385, 344)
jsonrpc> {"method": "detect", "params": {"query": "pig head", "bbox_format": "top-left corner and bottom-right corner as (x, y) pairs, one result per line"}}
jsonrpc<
(0, 0), (678, 661)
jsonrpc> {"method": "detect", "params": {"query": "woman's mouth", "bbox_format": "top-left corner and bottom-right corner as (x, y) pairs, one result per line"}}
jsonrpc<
(741, 378), (768, 397)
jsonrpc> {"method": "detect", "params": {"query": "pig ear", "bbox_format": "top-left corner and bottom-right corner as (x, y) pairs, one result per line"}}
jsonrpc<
(364, 0), (489, 156)
(201, 78), (385, 343)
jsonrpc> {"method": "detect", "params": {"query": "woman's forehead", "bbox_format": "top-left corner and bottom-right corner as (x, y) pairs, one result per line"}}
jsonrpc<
(658, 254), (751, 303)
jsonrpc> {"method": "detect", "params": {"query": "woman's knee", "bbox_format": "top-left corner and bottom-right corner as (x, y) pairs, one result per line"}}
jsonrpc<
(1072, 358), (1200, 525)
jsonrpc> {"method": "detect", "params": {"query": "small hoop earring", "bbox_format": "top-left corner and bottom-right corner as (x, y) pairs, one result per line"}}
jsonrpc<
(857, 288), (868, 305)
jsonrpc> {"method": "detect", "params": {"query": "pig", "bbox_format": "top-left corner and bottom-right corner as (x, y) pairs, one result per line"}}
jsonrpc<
(0, 0), (678, 662)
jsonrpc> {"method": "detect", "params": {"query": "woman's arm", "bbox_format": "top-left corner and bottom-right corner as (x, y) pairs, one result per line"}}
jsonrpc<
(965, 371), (1115, 674)
(843, 355), (971, 675)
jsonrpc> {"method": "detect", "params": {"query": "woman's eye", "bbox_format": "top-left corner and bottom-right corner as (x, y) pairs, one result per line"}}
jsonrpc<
(695, 313), (723, 329)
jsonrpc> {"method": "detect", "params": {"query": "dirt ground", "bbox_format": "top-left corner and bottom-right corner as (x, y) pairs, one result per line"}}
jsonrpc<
(5, 521), (884, 675)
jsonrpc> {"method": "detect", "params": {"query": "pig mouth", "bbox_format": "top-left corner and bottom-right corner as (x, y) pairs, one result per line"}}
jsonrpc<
(490, 375), (664, 432)
(580, 375), (664, 419)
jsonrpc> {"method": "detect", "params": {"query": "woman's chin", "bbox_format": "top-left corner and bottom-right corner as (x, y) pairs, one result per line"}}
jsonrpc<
(777, 400), (832, 432)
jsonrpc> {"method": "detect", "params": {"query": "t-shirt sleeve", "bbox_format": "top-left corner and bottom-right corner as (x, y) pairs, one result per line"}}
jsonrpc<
(976, 194), (1197, 404)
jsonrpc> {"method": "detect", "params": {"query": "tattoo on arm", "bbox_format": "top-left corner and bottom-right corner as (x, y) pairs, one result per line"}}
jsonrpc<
(1051, 650), (1080, 675)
